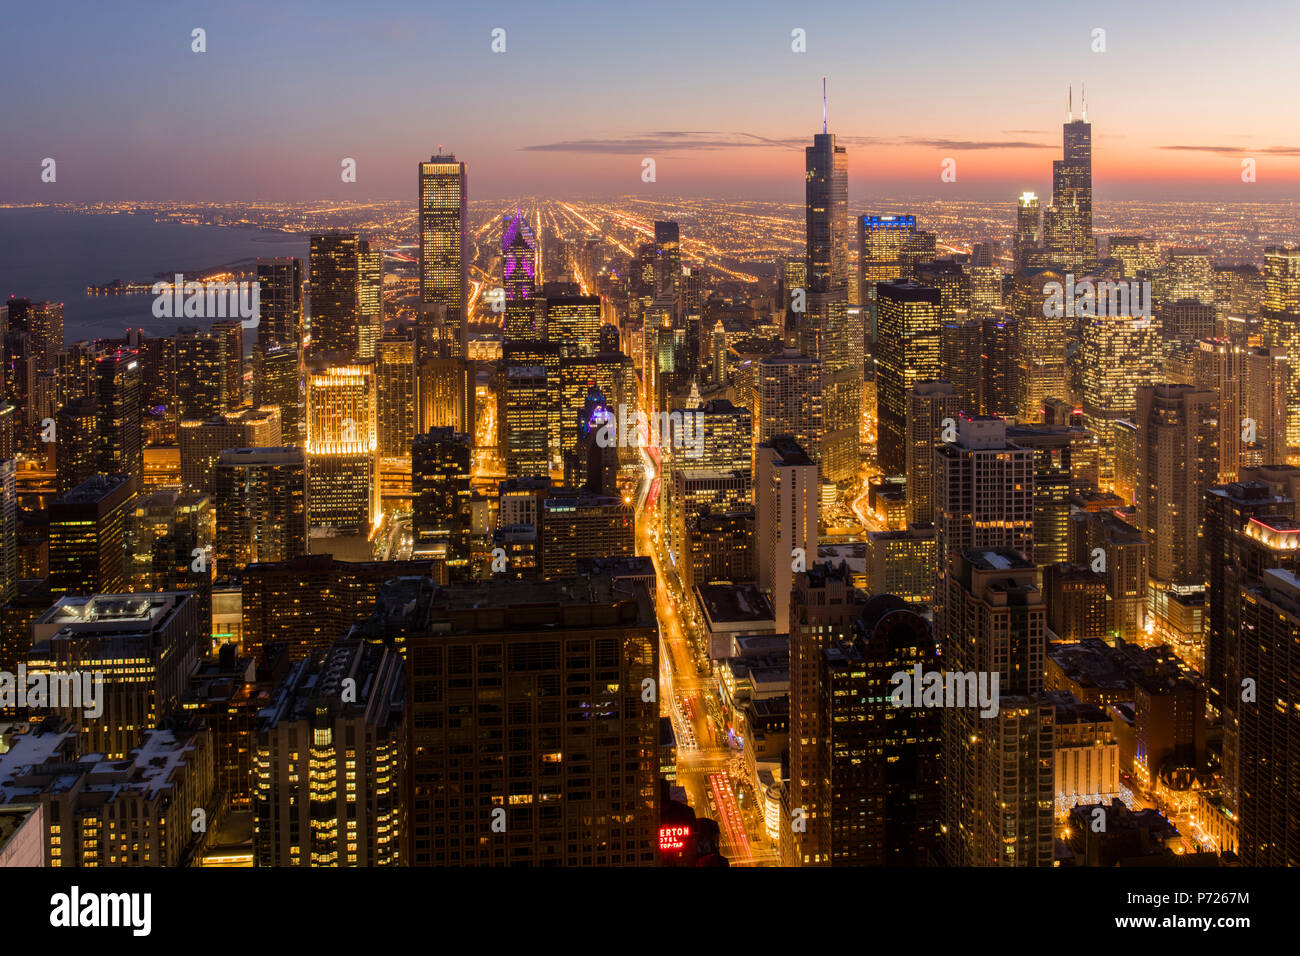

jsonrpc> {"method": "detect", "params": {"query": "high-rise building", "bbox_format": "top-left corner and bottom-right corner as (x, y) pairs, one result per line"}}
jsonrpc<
(1044, 89), (1095, 272)
(392, 574), (658, 866)
(1135, 384), (1219, 588)
(1236, 568), (1300, 865)
(654, 220), (682, 303)
(48, 474), (135, 596)
(252, 343), (301, 446)
(309, 233), (362, 358)
(305, 361), (378, 535)
(755, 436), (818, 635)
(942, 549), (1054, 867)
(933, 416), (1034, 616)
(253, 636), (404, 866)
(545, 296), (602, 356)
(376, 337), (416, 461)
(173, 327), (232, 420)
(538, 493), (634, 577)
(1068, 509), (1149, 640)
(877, 281), (942, 474)
(54, 395), (98, 494)
(213, 446), (308, 571)
(805, 130), (848, 297)
(95, 348), (143, 485)
(178, 406), (282, 494)
(1007, 423), (1100, 565)
(256, 258), (303, 350)
(502, 364), (550, 478)
(28, 591), (204, 759)
(418, 153), (469, 358)
(357, 243), (383, 360)
(411, 427), (471, 572)
(754, 350), (823, 471)
(1014, 193), (1043, 270)
(905, 381), (960, 526)
(1079, 313), (1163, 482)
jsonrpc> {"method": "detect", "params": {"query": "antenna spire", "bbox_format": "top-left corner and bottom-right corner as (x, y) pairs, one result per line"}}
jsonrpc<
(1067, 85), (1072, 123)
(1081, 82), (1087, 121)
(822, 77), (827, 134)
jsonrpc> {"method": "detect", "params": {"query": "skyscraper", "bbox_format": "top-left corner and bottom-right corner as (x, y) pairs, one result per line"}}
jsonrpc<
(94, 349), (143, 486)
(1044, 88), (1095, 272)
(418, 153), (469, 358)
(805, 127), (848, 296)
(48, 475), (136, 596)
(876, 281), (942, 474)
(904, 380), (960, 526)
(653, 220), (682, 304)
(213, 446), (309, 570)
(754, 350), (824, 470)
(411, 426), (472, 573)
(309, 233), (362, 357)
(376, 336), (416, 461)
(1135, 384), (1219, 588)
(755, 436), (819, 635)
(1014, 192), (1043, 270)
(305, 361), (378, 535)
(256, 257), (303, 350)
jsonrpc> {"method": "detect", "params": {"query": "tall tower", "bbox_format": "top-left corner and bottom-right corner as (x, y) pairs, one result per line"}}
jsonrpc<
(255, 258), (303, 350)
(1014, 193), (1042, 271)
(805, 94), (849, 296)
(418, 152), (469, 359)
(94, 348), (143, 487)
(755, 436), (819, 636)
(653, 221), (682, 305)
(502, 202), (538, 345)
(1045, 86), (1096, 272)
(305, 361), (378, 535)
(876, 281), (942, 474)
(905, 380), (961, 526)
(308, 233), (362, 357)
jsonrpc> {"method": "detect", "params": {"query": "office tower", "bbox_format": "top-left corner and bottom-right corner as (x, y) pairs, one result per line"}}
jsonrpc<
(545, 295), (602, 356)
(418, 153), (469, 358)
(1261, 247), (1300, 450)
(253, 636), (404, 866)
(356, 244), (383, 360)
(752, 350), (823, 468)
(1236, 569), (1300, 865)
(905, 381), (960, 526)
(567, 387), (620, 496)
(942, 549), (1054, 867)
(1044, 88), (1095, 272)
(212, 446), (308, 570)
(755, 437), (818, 635)
(1008, 423), (1100, 565)
(800, 293), (861, 485)
(666, 469), (749, 565)
(806, 129), (848, 297)
(211, 319), (245, 409)
(416, 354), (474, 435)
(411, 427), (471, 572)
(178, 406), (282, 494)
(173, 327), (231, 419)
(1014, 192), (1043, 270)
(1203, 480), (1300, 814)
(28, 592), (204, 759)
(255, 257), (303, 349)
(876, 281), (942, 474)
(255, 343), (302, 444)
(940, 311), (982, 413)
(1042, 564), (1108, 641)
(913, 260), (969, 321)
(858, 215), (935, 314)
(48, 474), (135, 596)
(376, 337), (416, 460)
(502, 203), (538, 304)
(1135, 385), (1219, 588)
(660, 396), (753, 545)
(305, 361), (378, 535)
(386, 576), (659, 866)
(780, 258), (809, 343)
(4, 299), (63, 378)
(934, 416), (1034, 615)
(1161, 299), (1216, 342)
(538, 494), (634, 577)
(1079, 313), (1163, 482)
(981, 309), (1020, 420)
(54, 395), (98, 494)
(94, 348), (143, 484)
(1240, 346), (1290, 469)
(309, 232), (362, 357)
(785, 562), (864, 865)
(502, 365), (550, 478)
(1068, 509), (1149, 640)
(841, 596), (942, 865)
(968, 264), (1002, 316)
(1014, 267), (1069, 420)
(240, 554), (434, 661)
(654, 220), (682, 303)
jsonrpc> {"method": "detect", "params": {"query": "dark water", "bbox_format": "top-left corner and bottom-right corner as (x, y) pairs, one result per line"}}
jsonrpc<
(0, 207), (308, 342)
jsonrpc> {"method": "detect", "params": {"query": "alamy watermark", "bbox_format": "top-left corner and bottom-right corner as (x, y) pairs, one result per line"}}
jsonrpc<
(889, 667), (999, 718)
(1043, 275), (1152, 319)
(594, 405), (705, 458)
(0, 666), (105, 718)
(151, 273), (259, 328)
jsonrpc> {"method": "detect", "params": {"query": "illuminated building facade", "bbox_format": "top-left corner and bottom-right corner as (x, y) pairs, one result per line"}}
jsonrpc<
(305, 361), (378, 535)
(256, 257), (303, 350)
(877, 281), (942, 474)
(179, 406), (282, 494)
(213, 446), (308, 571)
(418, 154), (469, 358)
(48, 474), (135, 596)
